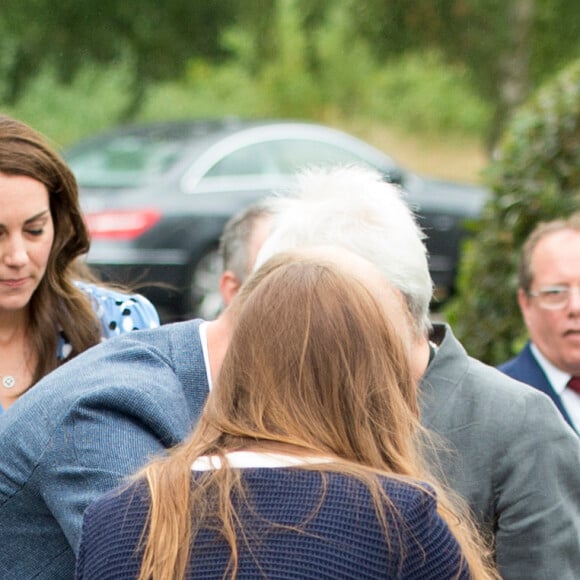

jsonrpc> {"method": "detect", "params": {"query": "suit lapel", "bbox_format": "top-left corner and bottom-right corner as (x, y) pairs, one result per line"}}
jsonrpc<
(500, 343), (577, 433)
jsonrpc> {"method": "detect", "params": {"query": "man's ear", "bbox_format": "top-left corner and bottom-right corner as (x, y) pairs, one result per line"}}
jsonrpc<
(517, 288), (531, 323)
(219, 270), (242, 306)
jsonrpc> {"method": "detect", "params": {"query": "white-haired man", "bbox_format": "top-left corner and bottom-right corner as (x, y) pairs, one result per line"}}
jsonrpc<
(255, 164), (580, 580)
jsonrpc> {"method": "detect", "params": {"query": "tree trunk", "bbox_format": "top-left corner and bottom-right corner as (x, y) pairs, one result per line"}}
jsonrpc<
(488, 0), (534, 151)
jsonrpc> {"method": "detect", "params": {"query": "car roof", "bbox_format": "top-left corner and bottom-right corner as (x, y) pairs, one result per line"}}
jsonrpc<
(67, 118), (335, 147)
(65, 118), (402, 189)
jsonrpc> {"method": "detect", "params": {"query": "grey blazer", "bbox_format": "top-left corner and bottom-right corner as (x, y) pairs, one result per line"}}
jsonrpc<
(422, 324), (580, 580)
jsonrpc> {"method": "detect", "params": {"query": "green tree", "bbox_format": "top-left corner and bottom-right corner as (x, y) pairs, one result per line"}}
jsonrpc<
(444, 59), (580, 365)
(3, 0), (579, 140)
(135, 0), (488, 138)
(0, 1), (237, 117)
(343, 0), (580, 147)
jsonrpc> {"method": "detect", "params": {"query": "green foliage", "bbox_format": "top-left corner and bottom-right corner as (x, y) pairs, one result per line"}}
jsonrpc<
(0, 0), (492, 142)
(140, 1), (489, 138)
(344, 0), (580, 146)
(140, 0), (321, 121)
(1, 0), (579, 145)
(0, 0), (237, 107)
(251, 0), (322, 118)
(1, 62), (134, 146)
(0, 0), (492, 149)
(444, 59), (580, 365)
(367, 51), (491, 136)
(311, 4), (378, 112)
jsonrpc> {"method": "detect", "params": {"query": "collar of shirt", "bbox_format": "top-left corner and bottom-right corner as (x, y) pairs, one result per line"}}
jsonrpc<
(191, 451), (334, 471)
(199, 321), (213, 392)
(530, 343), (580, 431)
(530, 342), (572, 396)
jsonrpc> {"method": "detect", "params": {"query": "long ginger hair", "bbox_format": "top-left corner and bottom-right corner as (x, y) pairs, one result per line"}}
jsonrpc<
(136, 251), (498, 579)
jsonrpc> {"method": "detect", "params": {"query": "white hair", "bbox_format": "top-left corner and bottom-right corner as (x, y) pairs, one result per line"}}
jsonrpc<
(255, 165), (433, 335)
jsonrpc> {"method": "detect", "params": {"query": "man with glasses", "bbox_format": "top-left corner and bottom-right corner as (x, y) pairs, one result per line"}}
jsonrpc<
(500, 212), (580, 433)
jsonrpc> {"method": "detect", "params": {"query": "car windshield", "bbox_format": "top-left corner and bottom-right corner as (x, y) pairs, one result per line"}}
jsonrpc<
(66, 133), (191, 188)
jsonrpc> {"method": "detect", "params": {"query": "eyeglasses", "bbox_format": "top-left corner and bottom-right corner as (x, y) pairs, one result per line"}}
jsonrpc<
(528, 285), (580, 310)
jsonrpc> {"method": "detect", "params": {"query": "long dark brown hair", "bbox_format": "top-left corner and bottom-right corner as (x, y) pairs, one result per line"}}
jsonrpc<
(0, 114), (101, 388)
(135, 251), (498, 580)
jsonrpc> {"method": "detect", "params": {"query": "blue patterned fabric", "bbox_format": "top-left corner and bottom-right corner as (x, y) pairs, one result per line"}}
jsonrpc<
(77, 470), (469, 579)
(57, 281), (160, 360)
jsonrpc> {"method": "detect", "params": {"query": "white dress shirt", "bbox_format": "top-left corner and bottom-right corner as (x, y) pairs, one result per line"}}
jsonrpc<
(531, 343), (580, 430)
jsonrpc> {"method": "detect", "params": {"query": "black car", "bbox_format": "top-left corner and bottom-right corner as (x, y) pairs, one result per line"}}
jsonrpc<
(65, 119), (487, 322)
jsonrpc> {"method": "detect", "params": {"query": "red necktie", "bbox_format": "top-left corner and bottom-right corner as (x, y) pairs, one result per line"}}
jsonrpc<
(567, 376), (580, 395)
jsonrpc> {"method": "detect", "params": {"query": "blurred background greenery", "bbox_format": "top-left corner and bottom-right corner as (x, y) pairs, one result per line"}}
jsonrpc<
(446, 59), (580, 364)
(2, 0), (578, 179)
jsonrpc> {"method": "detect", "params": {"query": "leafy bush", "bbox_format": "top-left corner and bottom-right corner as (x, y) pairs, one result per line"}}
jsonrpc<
(1, 0), (491, 146)
(2, 62), (134, 146)
(140, 1), (490, 138)
(444, 59), (580, 365)
(367, 51), (491, 136)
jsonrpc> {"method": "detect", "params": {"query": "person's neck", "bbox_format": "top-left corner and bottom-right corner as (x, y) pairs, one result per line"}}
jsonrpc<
(415, 335), (432, 381)
(0, 309), (34, 409)
(0, 309), (29, 346)
(204, 311), (233, 385)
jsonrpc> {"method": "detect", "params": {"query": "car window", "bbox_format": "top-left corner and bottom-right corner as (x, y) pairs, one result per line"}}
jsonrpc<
(185, 132), (402, 194)
(268, 139), (372, 173)
(200, 138), (372, 181)
(67, 136), (188, 188)
(204, 142), (277, 177)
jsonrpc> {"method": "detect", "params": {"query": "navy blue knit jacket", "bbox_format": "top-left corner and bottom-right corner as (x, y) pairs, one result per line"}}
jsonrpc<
(76, 468), (469, 579)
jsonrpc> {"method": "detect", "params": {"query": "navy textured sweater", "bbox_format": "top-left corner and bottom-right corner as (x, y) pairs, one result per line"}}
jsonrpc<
(76, 469), (469, 579)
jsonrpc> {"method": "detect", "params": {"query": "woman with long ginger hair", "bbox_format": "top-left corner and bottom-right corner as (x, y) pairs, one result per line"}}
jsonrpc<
(76, 250), (498, 580)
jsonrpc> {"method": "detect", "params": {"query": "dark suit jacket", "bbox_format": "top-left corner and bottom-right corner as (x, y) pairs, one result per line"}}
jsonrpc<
(499, 341), (577, 432)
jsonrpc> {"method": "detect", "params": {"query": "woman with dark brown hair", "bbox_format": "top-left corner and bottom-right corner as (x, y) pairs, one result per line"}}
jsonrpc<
(0, 114), (159, 412)
(76, 251), (498, 579)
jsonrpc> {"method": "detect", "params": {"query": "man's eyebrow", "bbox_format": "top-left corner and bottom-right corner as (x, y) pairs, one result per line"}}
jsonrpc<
(24, 209), (51, 224)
